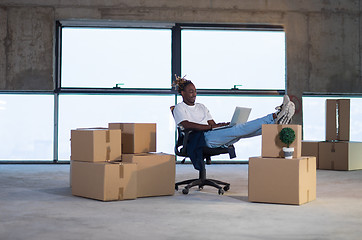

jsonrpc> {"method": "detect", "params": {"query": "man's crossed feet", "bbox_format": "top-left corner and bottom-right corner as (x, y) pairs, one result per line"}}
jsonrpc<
(275, 95), (295, 124)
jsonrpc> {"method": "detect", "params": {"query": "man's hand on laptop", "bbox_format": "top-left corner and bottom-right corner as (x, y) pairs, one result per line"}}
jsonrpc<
(213, 122), (230, 128)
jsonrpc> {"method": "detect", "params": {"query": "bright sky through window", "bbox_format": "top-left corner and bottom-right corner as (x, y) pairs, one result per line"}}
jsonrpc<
(182, 30), (285, 90)
(61, 28), (171, 88)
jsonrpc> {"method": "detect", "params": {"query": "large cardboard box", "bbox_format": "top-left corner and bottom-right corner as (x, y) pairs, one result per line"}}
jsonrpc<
(248, 156), (316, 205)
(262, 124), (302, 158)
(71, 161), (137, 201)
(122, 153), (175, 198)
(108, 123), (156, 154)
(302, 141), (320, 169)
(326, 99), (350, 141)
(71, 128), (122, 162)
(319, 141), (362, 170)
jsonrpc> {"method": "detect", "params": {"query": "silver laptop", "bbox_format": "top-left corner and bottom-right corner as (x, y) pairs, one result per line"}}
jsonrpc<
(213, 106), (252, 130)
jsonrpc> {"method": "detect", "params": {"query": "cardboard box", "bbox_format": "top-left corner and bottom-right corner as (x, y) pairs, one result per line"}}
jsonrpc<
(262, 124), (302, 158)
(248, 156), (316, 205)
(319, 141), (362, 170)
(326, 99), (350, 141)
(71, 161), (137, 201)
(122, 153), (175, 198)
(71, 128), (122, 162)
(302, 141), (320, 169)
(108, 123), (156, 154)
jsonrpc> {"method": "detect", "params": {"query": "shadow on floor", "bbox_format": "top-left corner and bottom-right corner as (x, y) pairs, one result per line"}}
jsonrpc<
(40, 187), (72, 197)
(227, 195), (249, 202)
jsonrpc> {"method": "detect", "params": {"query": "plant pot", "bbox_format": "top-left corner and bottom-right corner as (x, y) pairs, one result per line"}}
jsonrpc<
(282, 147), (294, 159)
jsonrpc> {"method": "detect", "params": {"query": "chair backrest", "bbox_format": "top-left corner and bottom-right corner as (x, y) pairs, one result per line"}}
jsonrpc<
(170, 105), (188, 156)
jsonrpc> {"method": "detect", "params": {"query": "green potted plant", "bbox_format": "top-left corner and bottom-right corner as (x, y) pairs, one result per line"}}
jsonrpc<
(279, 127), (296, 159)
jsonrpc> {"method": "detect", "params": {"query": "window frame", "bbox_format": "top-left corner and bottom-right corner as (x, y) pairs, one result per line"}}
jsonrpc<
(56, 20), (286, 96)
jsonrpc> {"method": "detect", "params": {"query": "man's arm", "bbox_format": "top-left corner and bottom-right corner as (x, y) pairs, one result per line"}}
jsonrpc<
(179, 120), (229, 131)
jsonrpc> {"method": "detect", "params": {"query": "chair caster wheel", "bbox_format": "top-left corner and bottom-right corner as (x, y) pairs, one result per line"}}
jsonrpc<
(198, 185), (203, 190)
(218, 189), (225, 195)
(182, 188), (189, 194)
(175, 185), (178, 191)
(223, 184), (230, 191)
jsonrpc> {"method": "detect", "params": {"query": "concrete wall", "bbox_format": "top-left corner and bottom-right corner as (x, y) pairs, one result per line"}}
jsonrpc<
(0, 0), (361, 123)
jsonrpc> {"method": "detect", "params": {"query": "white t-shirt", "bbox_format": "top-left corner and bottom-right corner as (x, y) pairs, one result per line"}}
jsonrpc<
(173, 102), (213, 125)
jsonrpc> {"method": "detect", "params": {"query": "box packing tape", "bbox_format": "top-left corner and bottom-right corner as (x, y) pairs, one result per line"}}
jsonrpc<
(119, 165), (124, 200)
(106, 130), (110, 143)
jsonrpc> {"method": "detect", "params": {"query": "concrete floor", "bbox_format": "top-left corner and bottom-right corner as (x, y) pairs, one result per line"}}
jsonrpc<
(1, 164), (362, 240)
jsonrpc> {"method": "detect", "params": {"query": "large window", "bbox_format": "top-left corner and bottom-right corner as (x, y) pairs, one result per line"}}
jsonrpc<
(0, 94), (54, 161)
(59, 23), (285, 92)
(58, 94), (175, 160)
(182, 30), (285, 89)
(61, 28), (172, 88)
(303, 96), (362, 141)
(56, 22), (286, 162)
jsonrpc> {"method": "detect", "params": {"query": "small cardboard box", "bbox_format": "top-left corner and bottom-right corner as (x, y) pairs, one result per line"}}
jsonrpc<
(71, 128), (122, 162)
(248, 156), (316, 205)
(302, 141), (320, 169)
(122, 153), (175, 198)
(71, 161), (137, 201)
(319, 141), (362, 170)
(108, 123), (156, 154)
(326, 99), (350, 141)
(262, 124), (302, 158)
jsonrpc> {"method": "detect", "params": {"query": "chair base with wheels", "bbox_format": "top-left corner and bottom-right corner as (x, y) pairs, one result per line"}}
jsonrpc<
(175, 145), (235, 195)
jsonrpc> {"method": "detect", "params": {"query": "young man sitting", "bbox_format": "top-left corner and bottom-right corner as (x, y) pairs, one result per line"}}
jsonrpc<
(172, 76), (295, 149)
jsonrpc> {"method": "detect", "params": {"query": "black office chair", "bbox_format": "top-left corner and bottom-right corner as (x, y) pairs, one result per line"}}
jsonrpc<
(171, 106), (236, 195)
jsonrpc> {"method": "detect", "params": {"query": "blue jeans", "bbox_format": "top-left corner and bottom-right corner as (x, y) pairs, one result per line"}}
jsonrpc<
(204, 113), (275, 148)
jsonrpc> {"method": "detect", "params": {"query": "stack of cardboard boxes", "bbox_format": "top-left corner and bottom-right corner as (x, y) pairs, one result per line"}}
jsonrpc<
(70, 123), (175, 201)
(302, 99), (362, 171)
(248, 124), (316, 205)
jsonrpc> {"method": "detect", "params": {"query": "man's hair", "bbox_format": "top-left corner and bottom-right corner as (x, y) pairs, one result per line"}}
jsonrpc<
(173, 75), (193, 94)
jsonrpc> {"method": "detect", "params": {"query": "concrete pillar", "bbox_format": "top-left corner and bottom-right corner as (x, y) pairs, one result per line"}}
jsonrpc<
(0, 7), (6, 89)
(5, 7), (54, 90)
(285, 12), (309, 125)
(308, 11), (360, 93)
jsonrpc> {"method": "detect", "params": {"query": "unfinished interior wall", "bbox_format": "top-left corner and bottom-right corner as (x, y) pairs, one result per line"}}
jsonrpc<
(0, 7), (7, 89)
(0, 0), (361, 124)
(4, 7), (54, 90)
